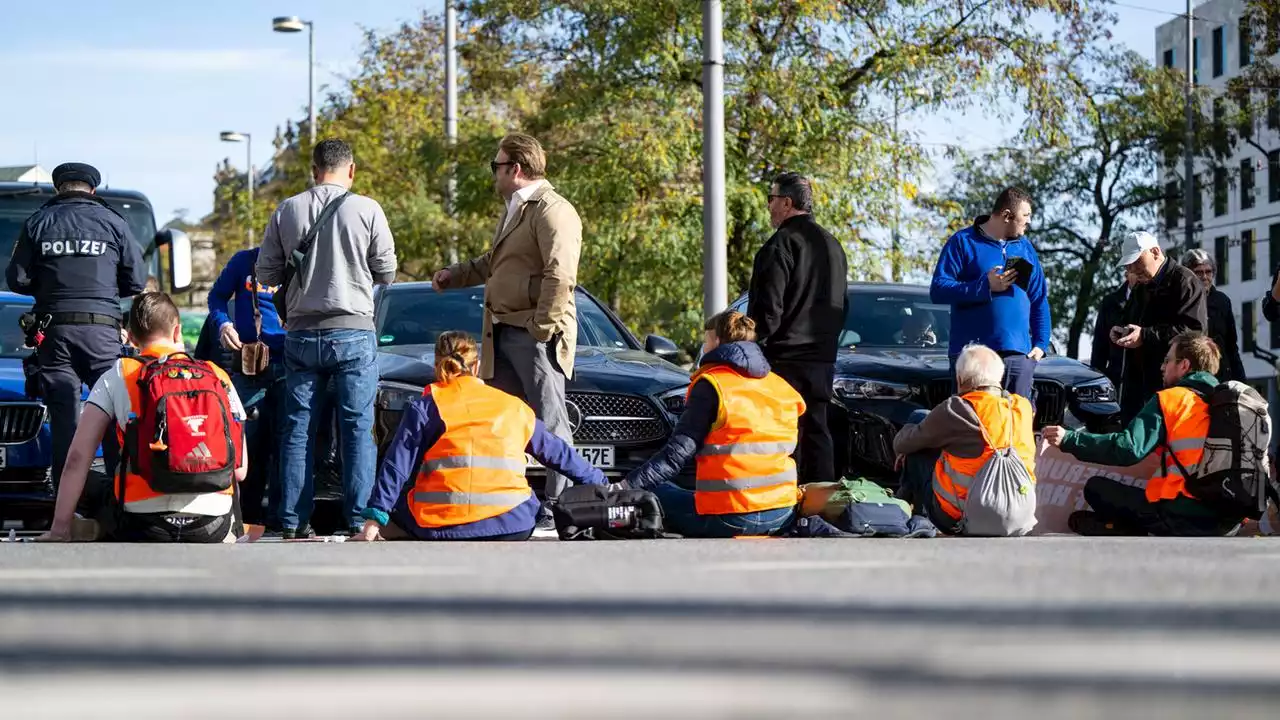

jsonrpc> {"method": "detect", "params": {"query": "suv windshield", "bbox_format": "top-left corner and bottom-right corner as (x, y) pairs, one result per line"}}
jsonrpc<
(0, 191), (157, 292)
(843, 289), (951, 348)
(376, 288), (631, 350)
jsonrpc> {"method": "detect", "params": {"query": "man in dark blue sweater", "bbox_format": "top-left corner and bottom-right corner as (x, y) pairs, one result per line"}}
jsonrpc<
(930, 187), (1050, 399)
(207, 247), (285, 530)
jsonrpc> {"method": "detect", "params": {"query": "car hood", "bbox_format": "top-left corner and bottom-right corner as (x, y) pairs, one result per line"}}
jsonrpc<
(377, 344), (689, 395)
(834, 346), (1107, 386)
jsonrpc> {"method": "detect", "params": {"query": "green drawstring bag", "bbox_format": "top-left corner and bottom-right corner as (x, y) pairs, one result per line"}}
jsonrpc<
(801, 478), (911, 522)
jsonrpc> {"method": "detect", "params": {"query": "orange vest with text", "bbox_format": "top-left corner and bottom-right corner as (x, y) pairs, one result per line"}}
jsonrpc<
(117, 344), (238, 506)
(691, 365), (805, 516)
(934, 391), (1037, 520)
(407, 376), (536, 528)
(1147, 386), (1209, 503)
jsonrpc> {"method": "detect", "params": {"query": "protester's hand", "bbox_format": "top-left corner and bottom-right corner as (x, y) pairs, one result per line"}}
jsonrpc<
(1027, 347), (1045, 361)
(34, 522), (71, 542)
(987, 266), (1017, 293)
(1115, 325), (1143, 349)
(1042, 426), (1068, 448)
(348, 521), (383, 542)
(432, 269), (452, 292)
(894, 454), (905, 472)
(219, 322), (243, 351)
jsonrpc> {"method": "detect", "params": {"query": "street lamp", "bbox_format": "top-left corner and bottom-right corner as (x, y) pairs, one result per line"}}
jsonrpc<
(220, 131), (253, 249)
(272, 15), (316, 151)
(888, 84), (932, 282)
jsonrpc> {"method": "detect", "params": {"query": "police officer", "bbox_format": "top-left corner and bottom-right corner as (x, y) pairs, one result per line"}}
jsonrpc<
(5, 162), (145, 488)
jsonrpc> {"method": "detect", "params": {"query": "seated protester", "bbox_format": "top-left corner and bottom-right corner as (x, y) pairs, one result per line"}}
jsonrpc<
(892, 343), (1036, 535)
(622, 311), (804, 538)
(37, 292), (248, 543)
(351, 331), (605, 542)
(1044, 332), (1242, 537)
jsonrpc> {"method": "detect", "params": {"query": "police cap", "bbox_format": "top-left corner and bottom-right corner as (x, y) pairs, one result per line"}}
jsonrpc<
(51, 162), (101, 190)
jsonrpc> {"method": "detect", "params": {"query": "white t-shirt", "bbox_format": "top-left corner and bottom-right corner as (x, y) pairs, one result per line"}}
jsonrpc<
(87, 346), (246, 516)
(502, 179), (546, 234)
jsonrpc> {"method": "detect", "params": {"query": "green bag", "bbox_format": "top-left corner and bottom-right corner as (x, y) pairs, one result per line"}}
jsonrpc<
(822, 478), (911, 522)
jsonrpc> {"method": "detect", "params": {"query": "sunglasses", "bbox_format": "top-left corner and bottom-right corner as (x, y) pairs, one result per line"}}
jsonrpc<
(490, 161), (516, 174)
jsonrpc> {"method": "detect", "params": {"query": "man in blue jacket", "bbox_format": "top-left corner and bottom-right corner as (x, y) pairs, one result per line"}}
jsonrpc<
(930, 187), (1049, 399)
(208, 247), (285, 530)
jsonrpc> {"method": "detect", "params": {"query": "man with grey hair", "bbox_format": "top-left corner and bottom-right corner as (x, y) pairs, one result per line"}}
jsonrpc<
(1182, 248), (1245, 383)
(892, 343), (1037, 534)
(747, 172), (848, 484)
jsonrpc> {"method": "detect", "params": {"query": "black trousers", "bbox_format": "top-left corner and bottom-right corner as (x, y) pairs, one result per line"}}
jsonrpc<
(35, 324), (122, 489)
(1083, 476), (1239, 537)
(770, 360), (836, 484)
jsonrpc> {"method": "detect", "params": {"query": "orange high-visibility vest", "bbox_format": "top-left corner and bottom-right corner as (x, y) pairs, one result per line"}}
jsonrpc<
(408, 375), (536, 527)
(933, 391), (1037, 520)
(1147, 386), (1209, 502)
(117, 344), (238, 507)
(691, 365), (805, 516)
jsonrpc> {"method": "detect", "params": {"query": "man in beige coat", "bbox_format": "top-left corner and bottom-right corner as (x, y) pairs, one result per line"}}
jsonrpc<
(433, 133), (581, 532)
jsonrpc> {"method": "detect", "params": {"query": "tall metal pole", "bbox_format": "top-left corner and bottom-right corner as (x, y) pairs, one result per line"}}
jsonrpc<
(702, 0), (727, 318)
(445, 2), (459, 264)
(1183, 0), (1195, 251)
(891, 88), (902, 282)
(308, 21), (316, 150)
(246, 134), (254, 250)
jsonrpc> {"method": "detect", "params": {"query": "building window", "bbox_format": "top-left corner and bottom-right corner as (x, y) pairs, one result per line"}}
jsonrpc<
(1235, 88), (1254, 137)
(1165, 181), (1181, 231)
(1213, 26), (1225, 77)
(1192, 174), (1203, 223)
(1243, 229), (1257, 280)
(1270, 93), (1280, 130)
(1244, 301), (1257, 353)
(1215, 166), (1229, 216)
(1214, 98), (1229, 154)
(1241, 18), (1253, 67)
(1242, 158), (1257, 210)
(1271, 152), (1280, 204)
(1271, 224), (1280, 281)
(1164, 48), (1176, 68)
(1194, 37), (1201, 83)
(1216, 235), (1230, 286)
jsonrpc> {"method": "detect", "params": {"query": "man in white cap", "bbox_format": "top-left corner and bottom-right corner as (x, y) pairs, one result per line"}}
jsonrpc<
(1109, 231), (1206, 421)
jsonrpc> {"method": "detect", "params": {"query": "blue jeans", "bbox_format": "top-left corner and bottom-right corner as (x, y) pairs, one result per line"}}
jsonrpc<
(652, 482), (794, 538)
(949, 352), (1038, 401)
(279, 329), (379, 530)
(232, 362), (287, 528)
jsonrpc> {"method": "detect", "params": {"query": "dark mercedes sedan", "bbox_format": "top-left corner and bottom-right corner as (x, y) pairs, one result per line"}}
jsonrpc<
(729, 282), (1122, 483)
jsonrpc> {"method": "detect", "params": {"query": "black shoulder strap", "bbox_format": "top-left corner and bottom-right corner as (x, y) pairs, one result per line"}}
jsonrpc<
(289, 191), (352, 267)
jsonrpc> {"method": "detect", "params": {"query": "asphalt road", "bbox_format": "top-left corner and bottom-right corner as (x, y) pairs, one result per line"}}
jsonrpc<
(0, 536), (1278, 719)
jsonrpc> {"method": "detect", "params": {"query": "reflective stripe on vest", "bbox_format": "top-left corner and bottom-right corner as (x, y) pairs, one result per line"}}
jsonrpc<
(408, 376), (535, 528)
(691, 365), (804, 516)
(1148, 387), (1209, 502)
(118, 344), (237, 508)
(934, 391), (1037, 521)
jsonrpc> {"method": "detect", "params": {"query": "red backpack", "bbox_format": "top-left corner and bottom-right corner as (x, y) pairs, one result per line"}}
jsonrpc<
(120, 353), (241, 496)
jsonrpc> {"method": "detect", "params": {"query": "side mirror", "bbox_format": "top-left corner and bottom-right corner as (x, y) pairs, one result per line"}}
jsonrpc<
(155, 228), (193, 293)
(645, 334), (680, 361)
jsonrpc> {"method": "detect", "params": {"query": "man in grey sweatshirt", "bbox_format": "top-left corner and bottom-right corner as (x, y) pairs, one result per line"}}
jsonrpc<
(257, 139), (397, 537)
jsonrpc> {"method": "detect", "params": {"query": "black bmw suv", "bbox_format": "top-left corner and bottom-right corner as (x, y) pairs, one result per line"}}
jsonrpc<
(729, 282), (1122, 482)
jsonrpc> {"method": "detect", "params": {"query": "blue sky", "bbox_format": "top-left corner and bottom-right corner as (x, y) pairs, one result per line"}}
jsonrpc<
(0, 1), (1169, 226)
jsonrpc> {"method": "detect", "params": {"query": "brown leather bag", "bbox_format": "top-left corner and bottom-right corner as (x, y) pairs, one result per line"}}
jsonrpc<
(240, 273), (270, 376)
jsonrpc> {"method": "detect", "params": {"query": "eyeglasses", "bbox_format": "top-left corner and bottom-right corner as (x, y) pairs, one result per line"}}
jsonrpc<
(1193, 268), (1215, 278)
(490, 161), (516, 174)
(767, 194), (782, 202)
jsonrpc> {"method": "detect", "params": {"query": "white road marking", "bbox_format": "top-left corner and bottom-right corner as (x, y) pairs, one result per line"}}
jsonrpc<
(275, 565), (474, 577)
(0, 568), (209, 580)
(699, 560), (908, 572)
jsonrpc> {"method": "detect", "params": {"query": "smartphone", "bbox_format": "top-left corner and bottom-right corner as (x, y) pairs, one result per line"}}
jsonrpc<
(1005, 256), (1033, 290)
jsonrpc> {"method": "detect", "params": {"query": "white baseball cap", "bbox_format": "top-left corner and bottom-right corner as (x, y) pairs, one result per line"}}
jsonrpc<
(1118, 231), (1159, 267)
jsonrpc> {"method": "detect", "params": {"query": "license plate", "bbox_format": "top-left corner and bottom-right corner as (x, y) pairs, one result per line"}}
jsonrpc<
(527, 445), (615, 469)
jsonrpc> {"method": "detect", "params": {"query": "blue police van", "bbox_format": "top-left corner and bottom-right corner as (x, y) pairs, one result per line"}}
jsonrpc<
(0, 181), (192, 528)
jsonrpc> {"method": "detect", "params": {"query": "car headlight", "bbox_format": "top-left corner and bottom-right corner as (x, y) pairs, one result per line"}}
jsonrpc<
(375, 381), (423, 412)
(833, 376), (913, 401)
(659, 386), (688, 415)
(1073, 377), (1116, 403)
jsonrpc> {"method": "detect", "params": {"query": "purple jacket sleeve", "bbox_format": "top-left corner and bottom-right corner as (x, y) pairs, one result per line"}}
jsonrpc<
(624, 379), (718, 490)
(527, 420), (606, 485)
(367, 398), (442, 514)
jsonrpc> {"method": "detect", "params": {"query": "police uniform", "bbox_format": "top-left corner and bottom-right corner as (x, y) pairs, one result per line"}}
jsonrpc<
(4, 163), (146, 488)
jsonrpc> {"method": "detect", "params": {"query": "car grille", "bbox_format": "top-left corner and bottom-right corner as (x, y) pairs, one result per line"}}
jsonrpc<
(567, 392), (666, 444)
(921, 379), (1065, 429)
(0, 403), (45, 445)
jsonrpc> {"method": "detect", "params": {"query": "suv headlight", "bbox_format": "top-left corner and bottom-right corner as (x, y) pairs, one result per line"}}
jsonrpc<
(833, 376), (913, 401)
(376, 381), (423, 412)
(1073, 377), (1116, 403)
(659, 386), (688, 415)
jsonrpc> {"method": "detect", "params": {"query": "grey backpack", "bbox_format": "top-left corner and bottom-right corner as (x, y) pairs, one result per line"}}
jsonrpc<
(961, 393), (1038, 537)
